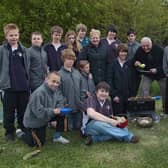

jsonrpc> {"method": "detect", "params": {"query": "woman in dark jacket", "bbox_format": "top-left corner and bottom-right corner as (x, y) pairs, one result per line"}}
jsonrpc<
(78, 29), (107, 85)
(107, 44), (131, 115)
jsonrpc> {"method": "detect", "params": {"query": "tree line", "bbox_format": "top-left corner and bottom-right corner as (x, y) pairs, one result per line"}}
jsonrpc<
(0, 0), (168, 46)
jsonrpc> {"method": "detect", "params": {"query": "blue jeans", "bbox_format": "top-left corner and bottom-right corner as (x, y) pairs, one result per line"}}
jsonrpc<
(85, 120), (133, 143)
(68, 112), (82, 130)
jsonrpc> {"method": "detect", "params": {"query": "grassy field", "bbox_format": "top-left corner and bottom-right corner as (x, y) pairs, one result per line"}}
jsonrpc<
(0, 100), (168, 168)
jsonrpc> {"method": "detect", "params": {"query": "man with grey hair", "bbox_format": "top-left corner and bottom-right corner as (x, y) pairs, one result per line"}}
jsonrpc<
(133, 37), (166, 114)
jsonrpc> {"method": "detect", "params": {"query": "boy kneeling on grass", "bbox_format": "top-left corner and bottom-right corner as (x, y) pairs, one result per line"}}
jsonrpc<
(83, 81), (139, 145)
(21, 71), (69, 147)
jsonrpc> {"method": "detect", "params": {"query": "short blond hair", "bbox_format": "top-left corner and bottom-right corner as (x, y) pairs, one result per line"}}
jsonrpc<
(61, 49), (76, 62)
(90, 29), (101, 38)
(3, 23), (19, 36)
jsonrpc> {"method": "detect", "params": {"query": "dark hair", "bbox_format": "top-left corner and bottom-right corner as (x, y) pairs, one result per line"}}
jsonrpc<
(78, 60), (90, 70)
(117, 43), (128, 56)
(96, 82), (111, 92)
(106, 25), (117, 34)
(127, 28), (136, 36)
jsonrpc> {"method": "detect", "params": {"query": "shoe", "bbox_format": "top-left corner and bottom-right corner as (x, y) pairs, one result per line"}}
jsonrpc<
(130, 136), (139, 143)
(153, 115), (160, 123)
(160, 113), (168, 119)
(53, 136), (70, 144)
(5, 134), (15, 141)
(84, 136), (92, 145)
(16, 129), (25, 139)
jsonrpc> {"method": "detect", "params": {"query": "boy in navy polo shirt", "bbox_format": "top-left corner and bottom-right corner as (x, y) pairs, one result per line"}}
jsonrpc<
(44, 26), (67, 71)
(0, 23), (30, 141)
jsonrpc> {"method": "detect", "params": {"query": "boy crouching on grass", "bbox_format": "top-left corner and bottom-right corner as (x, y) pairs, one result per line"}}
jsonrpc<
(23, 71), (69, 147)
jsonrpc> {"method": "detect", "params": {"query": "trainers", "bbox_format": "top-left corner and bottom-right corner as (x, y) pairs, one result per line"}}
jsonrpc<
(16, 129), (25, 139)
(5, 134), (15, 141)
(53, 136), (70, 144)
(84, 136), (93, 145)
(130, 136), (139, 143)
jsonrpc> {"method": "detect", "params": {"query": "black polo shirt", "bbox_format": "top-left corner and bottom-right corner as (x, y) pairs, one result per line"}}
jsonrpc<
(8, 44), (29, 91)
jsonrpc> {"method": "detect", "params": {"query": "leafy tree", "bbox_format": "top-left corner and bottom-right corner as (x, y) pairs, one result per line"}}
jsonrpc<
(0, 0), (168, 46)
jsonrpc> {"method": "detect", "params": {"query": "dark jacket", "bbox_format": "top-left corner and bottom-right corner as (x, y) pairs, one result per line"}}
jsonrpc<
(133, 44), (165, 80)
(107, 58), (131, 99)
(78, 41), (107, 84)
(44, 43), (67, 71)
(101, 38), (121, 64)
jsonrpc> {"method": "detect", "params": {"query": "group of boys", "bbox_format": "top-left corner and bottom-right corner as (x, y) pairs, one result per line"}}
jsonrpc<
(2, 22), (167, 147)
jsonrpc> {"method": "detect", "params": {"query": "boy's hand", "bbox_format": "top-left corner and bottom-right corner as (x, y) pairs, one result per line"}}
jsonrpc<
(54, 108), (60, 115)
(113, 96), (120, 103)
(86, 91), (91, 97)
(150, 68), (157, 74)
(110, 118), (121, 126)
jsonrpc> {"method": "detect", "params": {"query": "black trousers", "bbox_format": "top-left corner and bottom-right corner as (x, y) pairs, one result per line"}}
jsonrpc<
(25, 115), (65, 147)
(25, 126), (46, 147)
(112, 97), (128, 116)
(130, 68), (142, 97)
(3, 90), (29, 135)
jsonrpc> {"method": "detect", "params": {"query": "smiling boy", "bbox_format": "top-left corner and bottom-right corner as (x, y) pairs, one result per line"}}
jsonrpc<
(83, 81), (139, 145)
(23, 71), (69, 147)
(0, 23), (30, 141)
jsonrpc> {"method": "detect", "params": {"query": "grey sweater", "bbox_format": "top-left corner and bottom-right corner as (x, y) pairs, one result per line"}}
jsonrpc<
(163, 46), (168, 75)
(58, 67), (85, 112)
(80, 72), (95, 98)
(29, 46), (48, 90)
(0, 42), (30, 90)
(23, 82), (64, 128)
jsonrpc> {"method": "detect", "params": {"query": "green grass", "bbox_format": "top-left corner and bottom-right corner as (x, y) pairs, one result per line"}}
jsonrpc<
(0, 101), (168, 168)
(150, 81), (160, 96)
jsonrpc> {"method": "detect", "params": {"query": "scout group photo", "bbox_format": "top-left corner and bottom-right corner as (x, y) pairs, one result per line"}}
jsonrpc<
(0, 1), (168, 168)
